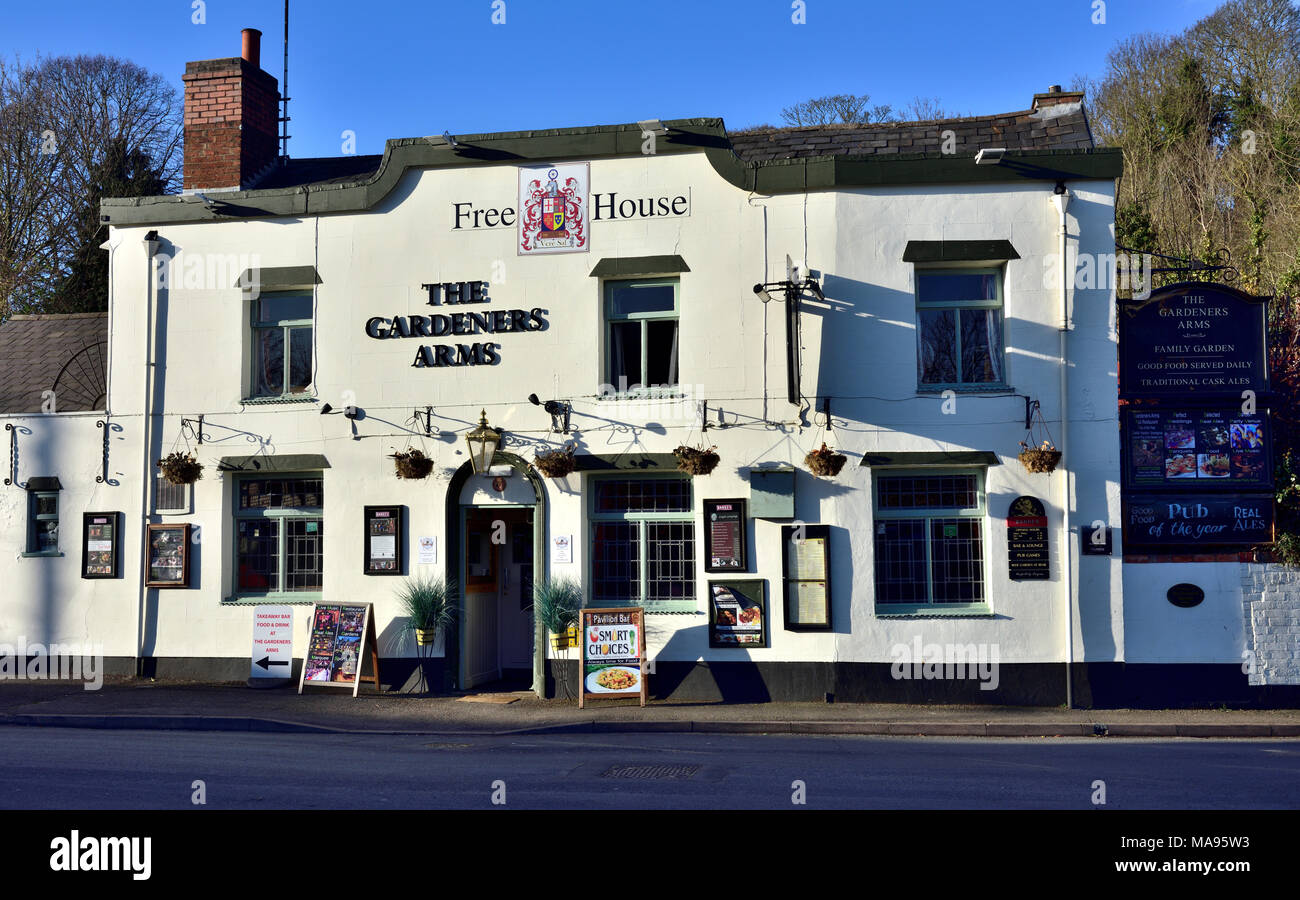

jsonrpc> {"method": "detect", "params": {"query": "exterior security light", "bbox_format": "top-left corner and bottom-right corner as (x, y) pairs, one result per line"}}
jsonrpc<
(974, 148), (1007, 165)
(465, 408), (502, 474)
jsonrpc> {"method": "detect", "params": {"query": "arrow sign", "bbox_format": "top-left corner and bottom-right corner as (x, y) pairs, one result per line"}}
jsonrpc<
(250, 605), (293, 680)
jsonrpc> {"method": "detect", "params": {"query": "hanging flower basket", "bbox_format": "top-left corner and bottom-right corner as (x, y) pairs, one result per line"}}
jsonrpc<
(674, 444), (719, 476)
(391, 448), (435, 480)
(157, 451), (203, 485)
(805, 443), (847, 477)
(534, 445), (576, 478)
(1018, 441), (1062, 474)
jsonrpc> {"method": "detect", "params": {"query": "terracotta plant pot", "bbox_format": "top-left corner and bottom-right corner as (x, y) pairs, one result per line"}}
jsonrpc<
(534, 446), (576, 478)
(1018, 449), (1062, 473)
(805, 443), (847, 477)
(674, 445), (719, 476)
(157, 451), (203, 485)
(391, 449), (435, 479)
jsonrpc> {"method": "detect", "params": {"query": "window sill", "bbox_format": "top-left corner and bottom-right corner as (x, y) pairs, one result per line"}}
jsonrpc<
(875, 605), (994, 617)
(240, 395), (317, 406)
(20, 551), (64, 558)
(223, 594), (321, 606)
(597, 389), (686, 402)
(915, 385), (1013, 395)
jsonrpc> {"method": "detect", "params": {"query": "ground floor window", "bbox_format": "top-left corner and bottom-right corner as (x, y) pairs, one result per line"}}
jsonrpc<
(233, 475), (323, 599)
(873, 470), (987, 612)
(590, 476), (694, 612)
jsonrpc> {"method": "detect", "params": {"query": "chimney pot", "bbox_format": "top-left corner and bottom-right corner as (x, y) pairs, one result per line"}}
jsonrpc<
(242, 28), (262, 68)
(1048, 84), (1063, 93)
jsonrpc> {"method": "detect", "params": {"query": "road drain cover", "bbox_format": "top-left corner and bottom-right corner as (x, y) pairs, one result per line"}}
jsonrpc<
(600, 764), (701, 780)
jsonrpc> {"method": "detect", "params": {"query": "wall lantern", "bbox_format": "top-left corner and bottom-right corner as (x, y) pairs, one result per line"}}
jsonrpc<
(465, 409), (502, 474)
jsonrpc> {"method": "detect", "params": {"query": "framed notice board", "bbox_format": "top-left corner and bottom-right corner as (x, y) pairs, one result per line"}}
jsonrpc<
(363, 505), (404, 575)
(781, 524), (831, 630)
(579, 607), (647, 708)
(145, 523), (190, 588)
(298, 603), (380, 697)
(704, 498), (747, 572)
(81, 512), (120, 579)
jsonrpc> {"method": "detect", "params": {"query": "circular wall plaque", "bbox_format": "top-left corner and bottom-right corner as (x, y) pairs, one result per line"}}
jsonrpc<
(1167, 583), (1205, 608)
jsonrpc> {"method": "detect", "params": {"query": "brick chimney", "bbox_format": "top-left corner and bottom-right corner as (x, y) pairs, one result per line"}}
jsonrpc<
(1032, 84), (1085, 110)
(182, 28), (280, 191)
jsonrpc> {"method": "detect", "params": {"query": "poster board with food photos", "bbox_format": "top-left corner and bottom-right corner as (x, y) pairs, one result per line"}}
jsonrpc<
(363, 505), (404, 575)
(145, 523), (190, 588)
(708, 579), (768, 648)
(82, 512), (121, 579)
(579, 607), (646, 708)
(298, 603), (380, 697)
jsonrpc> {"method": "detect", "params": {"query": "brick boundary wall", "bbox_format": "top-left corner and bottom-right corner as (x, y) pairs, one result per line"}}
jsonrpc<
(1241, 563), (1300, 685)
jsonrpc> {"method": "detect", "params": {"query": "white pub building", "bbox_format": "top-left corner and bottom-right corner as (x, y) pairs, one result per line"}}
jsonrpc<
(3, 30), (1296, 705)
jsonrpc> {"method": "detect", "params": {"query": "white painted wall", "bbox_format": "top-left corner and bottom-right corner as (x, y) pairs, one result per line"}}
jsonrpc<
(1, 146), (1146, 674)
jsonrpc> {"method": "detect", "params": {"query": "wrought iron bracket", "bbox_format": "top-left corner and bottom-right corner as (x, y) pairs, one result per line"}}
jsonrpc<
(4, 423), (13, 486)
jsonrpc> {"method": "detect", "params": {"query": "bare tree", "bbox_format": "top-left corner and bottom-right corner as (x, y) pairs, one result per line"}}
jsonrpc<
(780, 93), (894, 127)
(0, 53), (181, 319)
(900, 96), (953, 121)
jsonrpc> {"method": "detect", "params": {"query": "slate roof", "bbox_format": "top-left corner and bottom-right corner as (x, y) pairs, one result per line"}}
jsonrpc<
(727, 102), (1094, 162)
(250, 154), (385, 190)
(0, 313), (108, 414)
(225, 97), (1093, 192)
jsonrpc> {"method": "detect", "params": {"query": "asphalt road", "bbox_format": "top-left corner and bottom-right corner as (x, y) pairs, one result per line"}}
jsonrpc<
(2, 726), (1298, 809)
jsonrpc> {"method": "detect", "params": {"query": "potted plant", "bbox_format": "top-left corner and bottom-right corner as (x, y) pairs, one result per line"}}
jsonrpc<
(1018, 440), (1062, 474)
(805, 443), (847, 477)
(534, 444), (576, 478)
(391, 448), (435, 479)
(397, 575), (457, 646)
(530, 576), (583, 699)
(157, 451), (203, 485)
(673, 444), (719, 476)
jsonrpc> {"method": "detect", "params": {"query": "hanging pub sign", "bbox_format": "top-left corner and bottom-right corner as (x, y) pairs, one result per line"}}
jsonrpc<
(299, 603), (380, 697)
(579, 607), (646, 708)
(363, 505), (404, 575)
(145, 523), (191, 588)
(1123, 494), (1274, 547)
(1122, 406), (1272, 491)
(704, 498), (747, 572)
(708, 580), (769, 648)
(1007, 496), (1050, 580)
(518, 163), (589, 255)
(1118, 283), (1268, 398)
(782, 523), (831, 630)
(81, 512), (120, 579)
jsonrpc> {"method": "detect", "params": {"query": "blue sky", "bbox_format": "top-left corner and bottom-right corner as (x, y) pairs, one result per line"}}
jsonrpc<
(7, 0), (1224, 159)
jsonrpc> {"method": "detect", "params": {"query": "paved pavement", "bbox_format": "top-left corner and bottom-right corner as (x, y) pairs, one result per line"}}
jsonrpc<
(2, 677), (1299, 737)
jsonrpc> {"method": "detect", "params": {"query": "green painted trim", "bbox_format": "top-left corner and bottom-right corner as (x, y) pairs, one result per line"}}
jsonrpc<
(589, 255), (691, 278)
(904, 240), (1020, 262)
(218, 453), (331, 472)
(235, 265), (320, 289)
(574, 452), (680, 471)
(20, 551), (63, 558)
(101, 115), (1123, 226)
(860, 451), (1001, 467)
(875, 607), (996, 617)
(222, 594), (320, 606)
